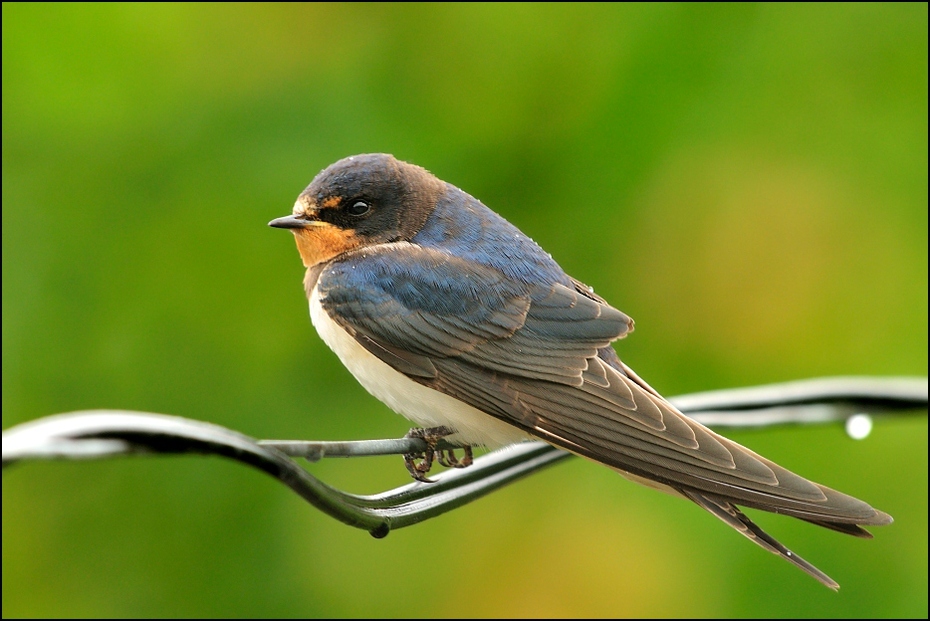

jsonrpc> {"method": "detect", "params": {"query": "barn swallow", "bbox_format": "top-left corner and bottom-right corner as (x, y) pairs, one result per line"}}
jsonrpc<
(270, 153), (891, 589)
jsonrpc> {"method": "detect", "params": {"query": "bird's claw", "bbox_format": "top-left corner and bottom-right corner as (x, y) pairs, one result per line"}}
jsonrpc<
(436, 445), (473, 469)
(403, 426), (473, 482)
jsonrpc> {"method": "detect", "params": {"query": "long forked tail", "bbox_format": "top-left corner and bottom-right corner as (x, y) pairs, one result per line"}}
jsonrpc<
(682, 489), (842, 590)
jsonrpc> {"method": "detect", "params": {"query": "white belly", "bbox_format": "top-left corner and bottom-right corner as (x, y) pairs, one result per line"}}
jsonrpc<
(309, 285), (531, 448)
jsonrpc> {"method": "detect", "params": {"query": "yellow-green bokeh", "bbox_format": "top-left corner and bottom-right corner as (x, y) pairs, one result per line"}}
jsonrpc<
(3, 3), (926, 617)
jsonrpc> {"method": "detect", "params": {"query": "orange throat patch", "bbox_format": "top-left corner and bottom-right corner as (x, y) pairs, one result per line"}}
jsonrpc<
(292, 225), (360, 268)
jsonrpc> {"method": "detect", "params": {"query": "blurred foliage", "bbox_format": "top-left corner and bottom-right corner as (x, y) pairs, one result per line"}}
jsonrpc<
(3, 3), (927, 617)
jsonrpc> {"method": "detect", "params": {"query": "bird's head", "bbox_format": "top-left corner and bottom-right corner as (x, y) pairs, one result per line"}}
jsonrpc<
(269, 154), (445, 267)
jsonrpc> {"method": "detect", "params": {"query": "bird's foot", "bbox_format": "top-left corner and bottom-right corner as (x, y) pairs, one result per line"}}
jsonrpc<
(436, 444), (473, 469)
(403, 426), (472, 482)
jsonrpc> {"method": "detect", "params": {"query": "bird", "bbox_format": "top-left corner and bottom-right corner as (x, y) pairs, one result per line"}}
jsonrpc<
(269, 153), (891, 589)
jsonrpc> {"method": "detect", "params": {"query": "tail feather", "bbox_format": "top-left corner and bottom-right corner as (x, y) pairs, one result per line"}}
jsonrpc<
(682, 489), (841, 590)
(795, 517), (873, 539)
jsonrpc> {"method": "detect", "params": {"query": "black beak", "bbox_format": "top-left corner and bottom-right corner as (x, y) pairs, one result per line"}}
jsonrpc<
(268, 215), (310, 229)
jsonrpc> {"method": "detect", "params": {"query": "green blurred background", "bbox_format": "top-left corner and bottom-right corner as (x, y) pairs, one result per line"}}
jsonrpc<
(3, 3), (927, 617)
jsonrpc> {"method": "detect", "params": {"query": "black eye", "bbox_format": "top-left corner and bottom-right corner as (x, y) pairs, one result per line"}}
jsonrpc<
(346, 200), (371, 216)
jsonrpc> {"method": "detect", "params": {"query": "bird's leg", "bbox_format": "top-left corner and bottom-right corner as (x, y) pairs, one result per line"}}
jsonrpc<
(403, 426), (472, 482)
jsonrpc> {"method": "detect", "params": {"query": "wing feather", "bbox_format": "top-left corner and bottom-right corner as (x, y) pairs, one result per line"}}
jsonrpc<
(318, 243), (890, 531)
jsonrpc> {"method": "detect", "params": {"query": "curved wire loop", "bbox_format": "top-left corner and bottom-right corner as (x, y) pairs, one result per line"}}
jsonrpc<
(3, 376), (926, 538)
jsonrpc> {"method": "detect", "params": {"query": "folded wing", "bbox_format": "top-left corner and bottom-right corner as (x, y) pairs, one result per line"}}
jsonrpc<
(318, 242), (891, 587)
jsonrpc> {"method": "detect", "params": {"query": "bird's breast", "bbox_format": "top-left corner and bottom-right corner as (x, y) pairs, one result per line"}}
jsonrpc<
(307, 281), (531, 448)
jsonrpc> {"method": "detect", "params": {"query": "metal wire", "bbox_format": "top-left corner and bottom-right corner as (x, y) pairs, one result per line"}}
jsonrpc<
(3, 376), (926, 537)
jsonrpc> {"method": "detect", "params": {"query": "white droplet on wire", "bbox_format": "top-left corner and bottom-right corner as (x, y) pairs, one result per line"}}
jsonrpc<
(845, 413), (873, 440)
